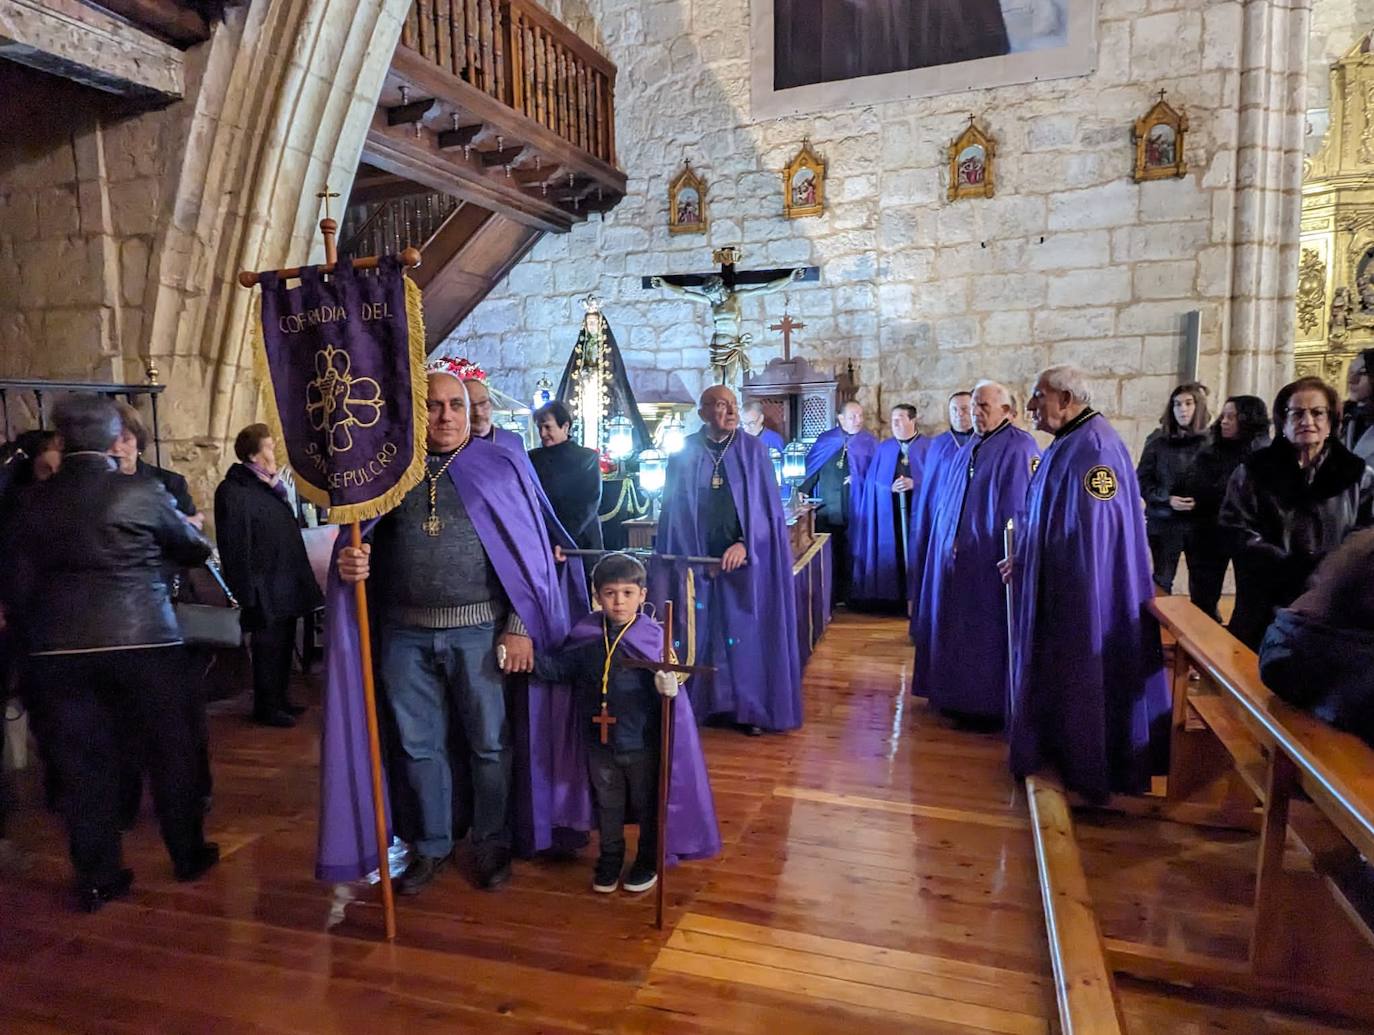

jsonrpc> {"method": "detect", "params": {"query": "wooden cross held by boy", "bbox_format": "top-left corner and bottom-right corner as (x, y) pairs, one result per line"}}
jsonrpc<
(614, 600), (715, 929)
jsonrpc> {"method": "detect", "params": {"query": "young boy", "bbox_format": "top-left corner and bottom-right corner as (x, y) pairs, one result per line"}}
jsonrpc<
(535, 553), (679, 893)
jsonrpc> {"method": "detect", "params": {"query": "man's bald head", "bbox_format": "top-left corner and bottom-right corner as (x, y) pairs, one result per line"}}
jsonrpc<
(699, 385), (740, 438)
(971, 380), (1014, 434)
(837, 401), (864, 435)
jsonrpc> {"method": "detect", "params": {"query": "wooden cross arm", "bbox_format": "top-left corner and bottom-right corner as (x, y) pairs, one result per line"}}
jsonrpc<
(620, 657), (716, 677)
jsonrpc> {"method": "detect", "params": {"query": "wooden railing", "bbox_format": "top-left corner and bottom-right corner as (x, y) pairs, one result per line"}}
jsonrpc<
(340, 191), (462, 259)
(400, 0), (617, 167)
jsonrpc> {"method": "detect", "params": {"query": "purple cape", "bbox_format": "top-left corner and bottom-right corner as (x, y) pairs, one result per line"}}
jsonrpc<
(486, 425), (539, 479)
(804, 427), (878, 519)
(757, 428), (786, 454)
(914, 423), (1038, 720)
(852, 435), (932, 602)
(654, 430), (802, 730)
(1007, 413), (1170, 801)
(317, 437), (591, 882)
(563, 613), (721, 862)
(907, 429), (974, 615)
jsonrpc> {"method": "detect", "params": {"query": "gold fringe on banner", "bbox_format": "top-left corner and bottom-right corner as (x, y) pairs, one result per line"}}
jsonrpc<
(251, 272), (430, 526)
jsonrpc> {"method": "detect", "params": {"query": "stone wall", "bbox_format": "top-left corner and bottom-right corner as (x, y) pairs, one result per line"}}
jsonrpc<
(446, 0), (1312, 452)
(1306, 0), (1374, 154)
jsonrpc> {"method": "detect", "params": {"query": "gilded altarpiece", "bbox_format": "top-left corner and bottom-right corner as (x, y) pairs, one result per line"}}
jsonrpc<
(1298, 36), (1374, 384)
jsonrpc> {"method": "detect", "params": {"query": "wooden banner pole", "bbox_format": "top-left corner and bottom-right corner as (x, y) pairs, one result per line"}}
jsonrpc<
(655, 600), (675, 931)
(318, 212), (398, 943)
(237, 197), (400, 941)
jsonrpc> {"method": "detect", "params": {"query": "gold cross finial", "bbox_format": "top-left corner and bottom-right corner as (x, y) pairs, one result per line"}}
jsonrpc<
(968, 114), (976, 126)
(1158, 89), (1167, 103)
(316, 185), (342, 221)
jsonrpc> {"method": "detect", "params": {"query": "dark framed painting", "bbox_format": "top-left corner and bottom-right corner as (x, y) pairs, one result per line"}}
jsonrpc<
(751, 0), (1098, 118)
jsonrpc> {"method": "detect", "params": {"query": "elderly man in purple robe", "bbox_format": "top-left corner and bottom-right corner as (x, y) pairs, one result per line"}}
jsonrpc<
(325, 361), (591, 895)
(802, 400), (878, 604)
(999, 365), (1170, 801)
(852, 404), (931, 608)
(914, 381), (1038, 729)
(655, 386), (802, 736)
(742, 400), (786, 454)
(907, 391), (975, 612)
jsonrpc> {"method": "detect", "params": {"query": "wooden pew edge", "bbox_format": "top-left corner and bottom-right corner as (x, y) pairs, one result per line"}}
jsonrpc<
(1024, 773), (1127, 1035)
(1148, 597), (1374, 859)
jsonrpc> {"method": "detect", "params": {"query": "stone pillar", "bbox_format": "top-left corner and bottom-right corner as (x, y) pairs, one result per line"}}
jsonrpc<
(1221, 0), (1312, 403)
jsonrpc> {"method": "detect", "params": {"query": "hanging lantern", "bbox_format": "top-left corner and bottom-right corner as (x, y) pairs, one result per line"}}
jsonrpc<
(532, 376), (553, 410)
(769, 447), (784, 487)
(783, 440), (808, 485)
(637, 448), (667, 495)
(659, 412), (687, 455)
(605, 415), (635, 460)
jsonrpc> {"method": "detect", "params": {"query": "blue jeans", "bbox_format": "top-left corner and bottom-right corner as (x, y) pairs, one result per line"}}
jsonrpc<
(380, 622), (510, 858)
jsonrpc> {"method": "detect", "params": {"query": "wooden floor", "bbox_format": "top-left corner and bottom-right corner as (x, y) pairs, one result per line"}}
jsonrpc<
(1, 612), (1368, 1033)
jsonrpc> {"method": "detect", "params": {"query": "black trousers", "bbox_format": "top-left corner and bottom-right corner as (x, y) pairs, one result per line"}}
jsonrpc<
(1147, 522), (1201, 596)
(1187, 534), (1232, 623)
(250, 617), (297, 716)
(28, 647), (206, 884)
(586, 742), (658, 865)
(817, 518), (850, 605)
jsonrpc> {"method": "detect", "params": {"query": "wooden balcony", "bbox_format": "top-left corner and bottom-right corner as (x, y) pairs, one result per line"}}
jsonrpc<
(364, 0), (625, 234)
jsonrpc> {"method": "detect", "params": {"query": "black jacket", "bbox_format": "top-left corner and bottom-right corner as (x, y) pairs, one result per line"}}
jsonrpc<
(137, 459), (196, 516)
(528, 440), (604, 552)
(1220, 438), (1374, 648)
(214, 463), (322, 630)
(1181, 433), (1270, 534)
(1136, 429), (1208, 525)
(1259, 529), (1374, 746)
(1, 453), (211, 653)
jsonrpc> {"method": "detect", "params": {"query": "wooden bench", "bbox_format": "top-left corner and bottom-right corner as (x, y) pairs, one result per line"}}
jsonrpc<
(1025, 774), (1126, 1035)
(1104, 596), (1374, 1022)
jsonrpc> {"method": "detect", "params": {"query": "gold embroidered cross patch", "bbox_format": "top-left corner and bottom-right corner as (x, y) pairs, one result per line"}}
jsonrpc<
(1084, 465), (1117, 500)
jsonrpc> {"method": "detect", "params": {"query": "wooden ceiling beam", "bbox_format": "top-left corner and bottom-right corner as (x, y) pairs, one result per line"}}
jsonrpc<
(0, 0), (182, 101)
(87, 0), (210, 46)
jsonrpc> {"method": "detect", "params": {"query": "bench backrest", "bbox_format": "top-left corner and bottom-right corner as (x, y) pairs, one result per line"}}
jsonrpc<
(1149, 596), (1374, 860)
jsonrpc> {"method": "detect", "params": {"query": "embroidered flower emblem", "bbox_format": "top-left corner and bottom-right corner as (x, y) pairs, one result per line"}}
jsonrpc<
(305, 344), (384, 455)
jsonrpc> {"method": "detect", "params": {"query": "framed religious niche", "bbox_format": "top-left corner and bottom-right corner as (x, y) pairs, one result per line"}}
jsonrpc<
(783, 139), (825, 219)
(1133, 90), (1188, 182)
(947, 116), (995, 201)
(668, 160), (707, 235)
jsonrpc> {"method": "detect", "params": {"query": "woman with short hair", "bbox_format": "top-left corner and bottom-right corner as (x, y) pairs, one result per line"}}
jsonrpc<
(112, 401), (200, 523)
(214, 424), (322, 727)
(1221, 377), (1374, 649)
(1180, 395), (1271, 622)
(1136, 382), (1211, 593)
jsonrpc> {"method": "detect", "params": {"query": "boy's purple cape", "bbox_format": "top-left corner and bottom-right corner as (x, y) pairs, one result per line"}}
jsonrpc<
(1008, 413), (1170, 802)
(655, 430), (802, 731)
(907, 429), (973, 621)
(913, 424), (1038, 721)
(563, 612), (722, 862)
(852, 435), (931, 602)
(804, 426), (878, 517)
(317, 436), (591, 882)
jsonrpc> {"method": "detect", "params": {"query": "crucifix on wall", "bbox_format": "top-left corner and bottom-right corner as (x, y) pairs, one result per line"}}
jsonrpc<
(643, 247), (819, 391)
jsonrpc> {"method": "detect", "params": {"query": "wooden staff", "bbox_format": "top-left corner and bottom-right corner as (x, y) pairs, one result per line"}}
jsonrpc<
(560, 548), (724, 566)
(238, 207), (399, 942)
(655, 599), (675, 930)
(1003, 518), (1016, 723)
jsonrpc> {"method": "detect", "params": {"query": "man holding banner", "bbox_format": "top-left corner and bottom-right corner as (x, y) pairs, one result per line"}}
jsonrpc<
(251, 258), (590, 899)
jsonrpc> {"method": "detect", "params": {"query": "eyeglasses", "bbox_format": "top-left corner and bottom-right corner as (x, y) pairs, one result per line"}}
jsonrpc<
(1285, 407), (1331, 422)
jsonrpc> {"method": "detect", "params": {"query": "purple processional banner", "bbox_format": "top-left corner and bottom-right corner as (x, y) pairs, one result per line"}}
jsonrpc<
(252, 256), (427, 523)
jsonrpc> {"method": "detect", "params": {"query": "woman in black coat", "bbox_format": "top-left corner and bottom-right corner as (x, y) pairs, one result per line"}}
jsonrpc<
(1136, 382), (1210, 593)
(1179, 395), (1270, 621)
(214, 424), (323, 727)
(1221, 377), (1374, 650)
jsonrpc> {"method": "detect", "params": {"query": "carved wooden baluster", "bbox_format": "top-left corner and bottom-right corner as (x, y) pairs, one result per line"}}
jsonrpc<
(402, 0), (419, 50)
(417, 0), (434, 62)
(436, 0), (451, 74)
(606, 77), (617, 166)
(494, 0), (505, 103)
(541, 31), (552, 133)
(522, 18), (534, 118)
(448, 0), (461, 75)
(557, 46), (568, 141)
(571, 58), (582, 150)
(580, 64), (590, 152)
(509, 8), (524, 114)
(484, 0), (497, 97)
(464, 0), (478, 87)
(593, 74), (603, 160)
